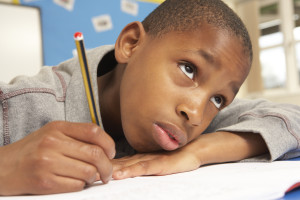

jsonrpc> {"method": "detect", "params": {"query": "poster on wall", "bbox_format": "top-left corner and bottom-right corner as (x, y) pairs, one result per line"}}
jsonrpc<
(18, 0), (159, 66)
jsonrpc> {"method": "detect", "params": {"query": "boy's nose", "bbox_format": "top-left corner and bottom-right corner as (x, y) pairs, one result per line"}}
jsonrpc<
(176, 100), (206, 126)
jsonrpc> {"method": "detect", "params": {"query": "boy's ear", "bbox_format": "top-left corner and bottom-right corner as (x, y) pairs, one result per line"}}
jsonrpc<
(115, 21), (146, 63)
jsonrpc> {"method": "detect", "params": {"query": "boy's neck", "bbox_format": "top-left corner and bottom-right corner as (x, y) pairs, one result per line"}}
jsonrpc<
(97, 63), (125, 141)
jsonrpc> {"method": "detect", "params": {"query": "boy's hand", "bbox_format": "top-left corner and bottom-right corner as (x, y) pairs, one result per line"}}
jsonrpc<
(112, 131), (268, 179)
(112, 146), (201, 179)
(0, 121), (115, 195)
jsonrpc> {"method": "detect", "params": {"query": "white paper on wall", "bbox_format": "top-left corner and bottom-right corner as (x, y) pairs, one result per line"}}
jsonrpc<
(92, 14), (113, 32)
(53, 0), (75, 12)
(121, 0), (139, 16)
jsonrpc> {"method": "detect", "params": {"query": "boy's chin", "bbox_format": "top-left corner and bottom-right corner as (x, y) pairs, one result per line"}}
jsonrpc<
(130, 142), (162, 153)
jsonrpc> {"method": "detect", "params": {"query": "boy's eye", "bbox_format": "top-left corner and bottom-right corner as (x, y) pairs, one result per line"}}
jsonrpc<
(210, 96), (224, 109)
(178, 63), (195, 80)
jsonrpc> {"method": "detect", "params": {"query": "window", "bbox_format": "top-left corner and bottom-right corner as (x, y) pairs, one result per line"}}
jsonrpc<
(233, 0), (300, 105)
(294, 0), (300, 84)
(257, 0), (300, 93)
(259, 0), (286, 89)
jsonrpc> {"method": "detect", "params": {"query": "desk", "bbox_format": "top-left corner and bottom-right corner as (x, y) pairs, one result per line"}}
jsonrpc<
(2, 160), (300, 200)
(281, 157), (300, 200)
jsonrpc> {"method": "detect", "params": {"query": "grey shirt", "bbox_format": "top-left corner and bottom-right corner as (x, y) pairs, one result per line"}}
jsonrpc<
(1, 45), (300, 161)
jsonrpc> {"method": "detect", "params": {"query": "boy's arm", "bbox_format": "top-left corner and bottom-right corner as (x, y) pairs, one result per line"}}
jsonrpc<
(206, 98), (300, 161)
(112, 98), (300, 179)
(112, 131), (267, 178)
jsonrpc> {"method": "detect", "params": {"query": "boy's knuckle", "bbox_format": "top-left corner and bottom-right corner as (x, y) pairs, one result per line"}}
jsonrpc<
(137, 161), (150, 173)
(85, 124), (100, 138)
(82, 165), (96, 179)
(39, 135), (57, 148)
(33, 156), (52, 172)
(72, 180), (86, 191)
(35, 176), (56, 192)
(89, 146), (104, 160)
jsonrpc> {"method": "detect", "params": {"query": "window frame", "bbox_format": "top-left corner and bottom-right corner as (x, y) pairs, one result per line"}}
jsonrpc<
(232, 0), (300, 105)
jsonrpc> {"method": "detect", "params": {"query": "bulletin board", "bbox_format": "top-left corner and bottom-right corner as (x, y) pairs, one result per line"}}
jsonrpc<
(19, 0), (159, 66)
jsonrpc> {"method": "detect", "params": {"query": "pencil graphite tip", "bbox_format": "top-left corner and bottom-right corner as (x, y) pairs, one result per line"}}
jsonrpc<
(74, 32), (83, 40)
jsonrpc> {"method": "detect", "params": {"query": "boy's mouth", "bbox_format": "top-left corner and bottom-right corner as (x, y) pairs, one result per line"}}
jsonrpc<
(166, 132), (176, 140)
(152, 122), (187, 151)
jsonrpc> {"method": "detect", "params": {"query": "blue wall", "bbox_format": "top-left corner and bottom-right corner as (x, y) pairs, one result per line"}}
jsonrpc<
(20, 0), (158, 66)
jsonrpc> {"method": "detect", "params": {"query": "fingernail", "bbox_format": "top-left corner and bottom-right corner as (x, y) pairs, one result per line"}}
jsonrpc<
(103, 174), (112, 184)
(95, 173), (100, 181)
(110, 151), (116, 159)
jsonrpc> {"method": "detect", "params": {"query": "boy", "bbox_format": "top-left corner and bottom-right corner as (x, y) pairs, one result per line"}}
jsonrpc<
(1, 0), (300, 195)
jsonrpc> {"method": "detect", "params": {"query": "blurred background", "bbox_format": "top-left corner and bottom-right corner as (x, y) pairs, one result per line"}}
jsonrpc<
(0, 0), (299, 105)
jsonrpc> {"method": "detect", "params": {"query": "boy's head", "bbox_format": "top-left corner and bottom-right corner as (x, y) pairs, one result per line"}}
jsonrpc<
(142, 0), (252, 65)
(106, 0), (252, 152)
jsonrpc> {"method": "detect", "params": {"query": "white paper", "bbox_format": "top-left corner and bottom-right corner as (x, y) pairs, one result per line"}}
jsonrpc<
(91, 14), (113, 32)
(53, 0), (75, 12)
(2, 161), (300, 200)
(121, 0), (139, 16)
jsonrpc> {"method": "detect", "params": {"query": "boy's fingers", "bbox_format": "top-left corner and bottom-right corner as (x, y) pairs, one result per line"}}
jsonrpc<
(112, 154), (156, 171)
(49, 121), (116, 159)
(52, 154), (98, 185)
(56, 134), (113, 183)
(113, 159), (164, 180)
(112, 152), (201, 180)
(32, 175), (86, 195)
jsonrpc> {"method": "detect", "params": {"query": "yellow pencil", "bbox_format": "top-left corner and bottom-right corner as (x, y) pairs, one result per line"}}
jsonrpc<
(74, 32), (102, 127)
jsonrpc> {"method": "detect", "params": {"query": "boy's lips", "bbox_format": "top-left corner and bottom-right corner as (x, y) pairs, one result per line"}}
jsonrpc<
(152, 122), (187, 151)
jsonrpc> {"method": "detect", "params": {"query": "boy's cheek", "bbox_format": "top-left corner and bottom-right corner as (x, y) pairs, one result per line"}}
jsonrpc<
(188, 117), (217, 142)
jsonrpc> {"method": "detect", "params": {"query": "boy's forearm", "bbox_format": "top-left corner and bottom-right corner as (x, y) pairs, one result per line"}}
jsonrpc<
(112, 131), (269, 180)
(185, 131), (268, 166)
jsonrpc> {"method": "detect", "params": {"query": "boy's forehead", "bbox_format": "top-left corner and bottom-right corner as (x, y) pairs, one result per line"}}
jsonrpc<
(142, 23), (250, 76)
(163, 26), (248, 63)
(158, 24), (241, 50)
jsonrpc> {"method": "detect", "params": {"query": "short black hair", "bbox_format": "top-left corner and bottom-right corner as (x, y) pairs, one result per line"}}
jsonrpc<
(142, 0), (253, 65)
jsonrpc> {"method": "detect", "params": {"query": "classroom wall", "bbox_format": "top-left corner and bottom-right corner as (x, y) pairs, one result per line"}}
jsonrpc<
(19, 0), (159, 66)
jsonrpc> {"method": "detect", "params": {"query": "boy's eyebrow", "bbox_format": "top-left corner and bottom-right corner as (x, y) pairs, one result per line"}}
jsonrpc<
(184, 49), (218, 66)
(230, 82), (239, 96)
(197, 49), (216, 65)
